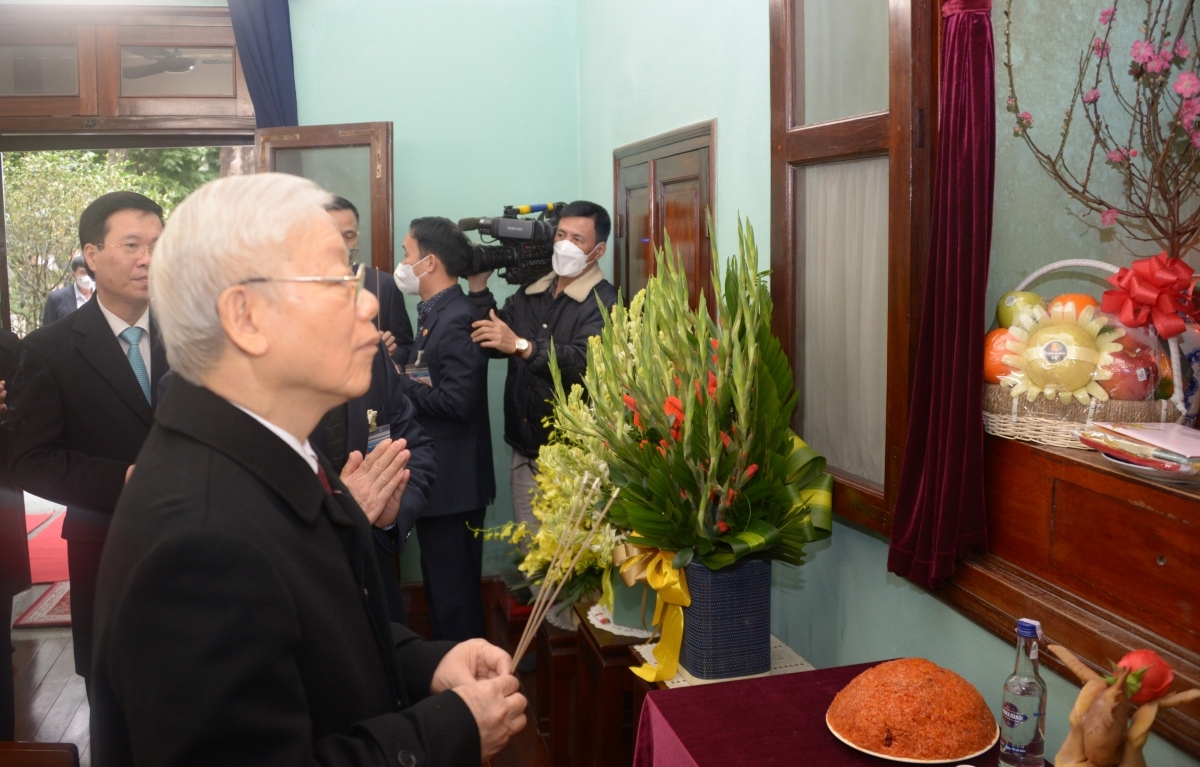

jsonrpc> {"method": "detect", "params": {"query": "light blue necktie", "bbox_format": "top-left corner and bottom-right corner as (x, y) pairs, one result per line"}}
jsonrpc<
(119, 327), (151, 404)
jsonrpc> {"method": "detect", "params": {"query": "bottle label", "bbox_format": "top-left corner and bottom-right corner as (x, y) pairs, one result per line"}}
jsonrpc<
(1000, 695), (1041, 752)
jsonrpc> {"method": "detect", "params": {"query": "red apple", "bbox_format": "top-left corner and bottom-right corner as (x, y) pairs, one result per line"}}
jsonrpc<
(1100, 346), (1159, 400)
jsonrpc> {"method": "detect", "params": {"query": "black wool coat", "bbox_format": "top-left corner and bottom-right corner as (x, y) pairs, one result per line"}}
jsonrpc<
(90, 378), (479, 767)
(400, 286), (495, 516)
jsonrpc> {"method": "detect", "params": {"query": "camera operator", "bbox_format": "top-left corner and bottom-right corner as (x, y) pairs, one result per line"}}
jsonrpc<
(467, 200), (618, 535)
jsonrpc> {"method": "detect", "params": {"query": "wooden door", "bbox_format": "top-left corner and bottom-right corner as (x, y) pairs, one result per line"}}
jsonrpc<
(614, 121), (714, 308)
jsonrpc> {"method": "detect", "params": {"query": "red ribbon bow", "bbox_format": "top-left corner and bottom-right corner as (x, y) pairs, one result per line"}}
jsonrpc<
(1101, 253), (1199, 339)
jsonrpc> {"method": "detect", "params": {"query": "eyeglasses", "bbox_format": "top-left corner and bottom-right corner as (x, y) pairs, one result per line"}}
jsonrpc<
(99, 242), (155, 257)
(238, 262), (367, 305)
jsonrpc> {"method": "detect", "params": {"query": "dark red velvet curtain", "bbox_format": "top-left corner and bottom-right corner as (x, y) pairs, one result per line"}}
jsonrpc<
(887, 0), (995, 588)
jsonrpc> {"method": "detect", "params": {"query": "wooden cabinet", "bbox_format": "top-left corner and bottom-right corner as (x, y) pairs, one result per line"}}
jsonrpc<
(938, 436), (1200, 756)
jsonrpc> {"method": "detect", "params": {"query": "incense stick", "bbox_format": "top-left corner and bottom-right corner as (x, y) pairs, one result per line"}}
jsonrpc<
(512, 477), (598, 661)
(512, 488), (620, 668)
(511, 478), (601, 664)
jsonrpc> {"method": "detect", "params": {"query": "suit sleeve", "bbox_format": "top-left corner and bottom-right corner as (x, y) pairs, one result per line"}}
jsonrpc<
(524, 292), (608, 385)
(105, 530), (479, 767)
(7, 343), (128, 511)
(385, 371), (436, 542)
(388, 284), (415, 366)
(398, 312), (489, 424)
(466, 289), (515, 360)
(41, 297), (54, 327)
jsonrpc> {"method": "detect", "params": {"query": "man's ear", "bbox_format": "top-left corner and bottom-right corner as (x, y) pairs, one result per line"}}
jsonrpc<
(216, 286), (269, 357)
(81, 243), (100, 275)
(589, 241), (607, 265)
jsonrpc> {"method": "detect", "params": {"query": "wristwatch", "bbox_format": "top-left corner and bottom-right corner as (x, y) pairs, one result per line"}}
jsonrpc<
(514, 338), (531, 355)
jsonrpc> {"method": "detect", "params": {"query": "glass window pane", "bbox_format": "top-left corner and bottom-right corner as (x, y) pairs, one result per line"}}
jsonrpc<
(120, 46), (234, 97)
(797, 156), (889, 485)
(794, 0), (889, 126)
(0, 45), (77, 96)
(275, 146), (372, 267)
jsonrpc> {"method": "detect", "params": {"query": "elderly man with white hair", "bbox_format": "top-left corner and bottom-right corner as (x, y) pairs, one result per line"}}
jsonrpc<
(89, 173), (526, 767)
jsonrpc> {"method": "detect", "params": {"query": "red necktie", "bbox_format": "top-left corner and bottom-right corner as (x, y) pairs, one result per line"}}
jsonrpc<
(316, 464), (334, 495)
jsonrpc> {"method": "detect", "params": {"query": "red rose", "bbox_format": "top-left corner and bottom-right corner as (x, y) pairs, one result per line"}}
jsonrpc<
(1118, 649), (1174, 703)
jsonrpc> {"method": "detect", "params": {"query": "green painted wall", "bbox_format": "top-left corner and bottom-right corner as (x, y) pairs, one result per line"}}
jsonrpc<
(290, 0), (583, 579)
(576, 0), (772, 262)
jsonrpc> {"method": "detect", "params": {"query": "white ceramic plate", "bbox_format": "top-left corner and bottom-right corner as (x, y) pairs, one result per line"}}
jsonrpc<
(826, 714), (999, 764)
(1100, 453), (1200, 486)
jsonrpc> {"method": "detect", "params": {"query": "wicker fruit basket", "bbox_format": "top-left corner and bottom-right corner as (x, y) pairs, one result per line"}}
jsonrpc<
(983, 259), (1187, 450)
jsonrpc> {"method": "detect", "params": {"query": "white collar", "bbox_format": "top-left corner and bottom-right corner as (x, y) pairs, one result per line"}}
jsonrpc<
(231, 404), (320, 475)
(74, 285), (90, 303)
(96, 296), (150, 338)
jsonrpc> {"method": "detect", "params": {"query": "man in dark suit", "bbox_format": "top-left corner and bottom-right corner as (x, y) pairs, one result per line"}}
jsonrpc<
(41, 253), (94, 327)
(395, 217), (495, 642)
(91, 173), (524, 765)
(0, 328), (29, 741)
(311, 340), (437, 624)
(8, 191), (167, 686)
(327, 196), (414, 363)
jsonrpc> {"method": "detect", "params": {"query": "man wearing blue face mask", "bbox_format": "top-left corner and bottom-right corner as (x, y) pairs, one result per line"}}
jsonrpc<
(467, 200), (618, 551)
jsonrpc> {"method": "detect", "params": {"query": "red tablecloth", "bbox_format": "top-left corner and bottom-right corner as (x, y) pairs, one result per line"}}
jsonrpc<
(633, 660), (1003, 767)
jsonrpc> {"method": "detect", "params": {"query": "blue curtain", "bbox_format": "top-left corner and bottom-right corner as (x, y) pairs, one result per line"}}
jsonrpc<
(228, 0), (298, 128)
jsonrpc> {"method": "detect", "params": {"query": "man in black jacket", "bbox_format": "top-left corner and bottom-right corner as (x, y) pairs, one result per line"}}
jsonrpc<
(0, 328), (29, 741)
(8, 191), (168, 686)
(91, 173), (524, 766)
(327, 196), (414, 363)
(395, 217), (494, 642)
(468, 200), (618, 533)
(311, 339), (436, 624)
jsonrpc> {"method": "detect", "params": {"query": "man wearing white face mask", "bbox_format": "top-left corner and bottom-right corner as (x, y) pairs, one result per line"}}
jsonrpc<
(42, 253), (95, 326)
(468, 200), (617, 539)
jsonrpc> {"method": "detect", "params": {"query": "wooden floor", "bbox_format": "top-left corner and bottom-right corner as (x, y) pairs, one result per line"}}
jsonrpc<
(10, 589), (550, 766)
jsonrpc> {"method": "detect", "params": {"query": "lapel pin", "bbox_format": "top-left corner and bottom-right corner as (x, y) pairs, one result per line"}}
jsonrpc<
(367, 409), (378, 431)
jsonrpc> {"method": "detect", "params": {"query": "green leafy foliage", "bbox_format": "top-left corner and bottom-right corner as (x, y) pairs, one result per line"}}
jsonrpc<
(2, 148), (219, 335)
(550, 216), (833, 570)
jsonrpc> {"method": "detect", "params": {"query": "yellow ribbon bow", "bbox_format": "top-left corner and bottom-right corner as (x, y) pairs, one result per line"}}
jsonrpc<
(613, 544), (691, 682)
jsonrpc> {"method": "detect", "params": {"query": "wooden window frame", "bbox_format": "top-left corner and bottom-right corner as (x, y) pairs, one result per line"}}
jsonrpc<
(0, 5), (255, 133)
(0, 24), (96, 117)
(769, 0), (937, 534)
(771, 2), (1200, 757)
(257, 123), (394, 275)
(612, 120), (716, 306)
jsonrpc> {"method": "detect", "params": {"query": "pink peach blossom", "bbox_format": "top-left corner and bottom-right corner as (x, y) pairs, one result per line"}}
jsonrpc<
(1019, 111), (1033, 127)
(1182, 97), (1200, 124)
(1174, 71), (1200, 98)
(1083, 88), (1101, 104)
(1106, 148), (1128, 163)
(1094, 37), (1112, 59)
(1176, 40), (1191, 59)
(1100, 7), (1116, 24)
(1132, 39), (1156, 64)
(1101, 209), (1119, 227)
(1192, 131), (1200, 150)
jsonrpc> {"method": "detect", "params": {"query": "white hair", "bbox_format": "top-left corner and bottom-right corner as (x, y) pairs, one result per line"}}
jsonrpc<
(150, 173), (334, 383)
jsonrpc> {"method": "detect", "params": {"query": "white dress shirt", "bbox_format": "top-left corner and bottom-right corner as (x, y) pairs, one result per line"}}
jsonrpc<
(232, 404), (320, 475)
(96, 298), (152, 381)
(74, 285), (90, 309)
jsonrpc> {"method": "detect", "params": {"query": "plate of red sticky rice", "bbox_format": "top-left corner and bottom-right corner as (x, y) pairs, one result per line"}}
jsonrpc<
(826, 658), (999, 763)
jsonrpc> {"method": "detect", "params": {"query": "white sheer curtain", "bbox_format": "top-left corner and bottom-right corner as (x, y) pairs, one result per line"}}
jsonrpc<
(801, 156), (889, 486)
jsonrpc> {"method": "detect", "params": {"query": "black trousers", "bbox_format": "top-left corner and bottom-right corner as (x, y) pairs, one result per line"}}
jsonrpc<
(1, 593), (13, 741)
(66, 538), (104, 682)
(416, 508), (486, 641)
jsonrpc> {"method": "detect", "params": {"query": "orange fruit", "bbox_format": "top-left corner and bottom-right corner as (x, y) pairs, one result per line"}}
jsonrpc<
(983, 328), (1017, 384)
(1048, 292), (1100, 314)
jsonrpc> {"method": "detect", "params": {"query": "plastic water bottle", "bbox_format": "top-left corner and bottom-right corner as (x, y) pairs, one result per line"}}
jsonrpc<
(998, 618), (1048, 766)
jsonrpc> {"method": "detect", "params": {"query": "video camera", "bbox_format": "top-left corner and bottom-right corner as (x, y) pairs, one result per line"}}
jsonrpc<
(458, 202), (566, 286)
